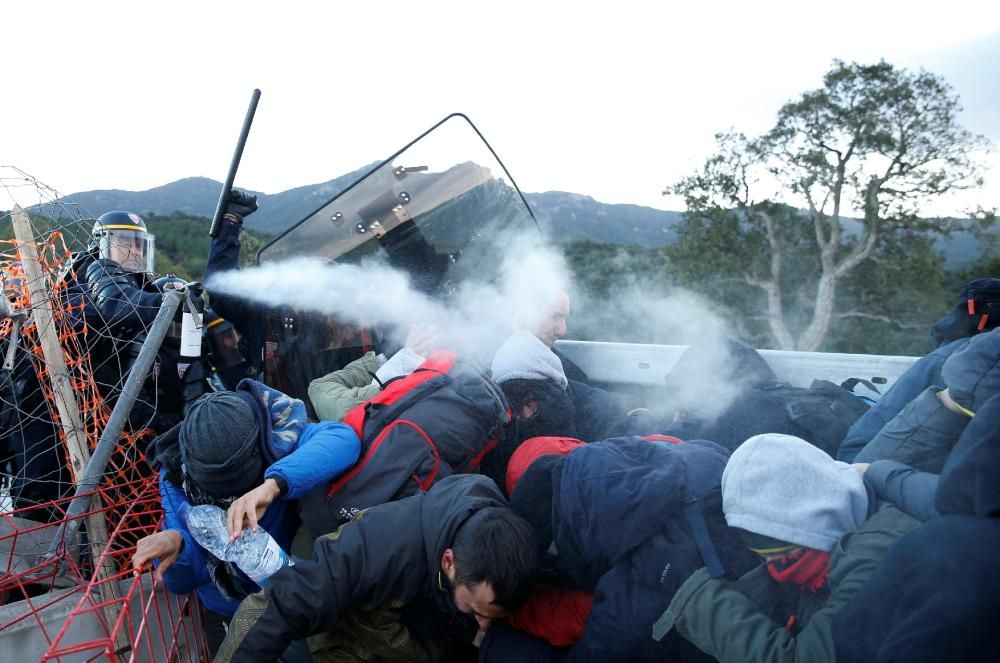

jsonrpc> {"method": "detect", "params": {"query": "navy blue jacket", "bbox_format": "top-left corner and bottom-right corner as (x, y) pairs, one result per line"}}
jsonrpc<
(483, 437), (753, 663)
(833, 515), (1000, 662)
(860, 393), (1000, 522)
(838, 338), (968, 462)
(835, 395), (1000, 661)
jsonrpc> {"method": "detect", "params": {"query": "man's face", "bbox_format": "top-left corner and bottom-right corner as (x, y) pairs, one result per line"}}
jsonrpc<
(452, 580), (508, 630)
(441, 549), (509, 630)
(108, 236), (146, 271)
(532, 290), (570, 348)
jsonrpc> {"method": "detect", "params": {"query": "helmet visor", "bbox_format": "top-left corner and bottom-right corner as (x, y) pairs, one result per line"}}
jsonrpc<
(98, 229), (155, 273)
(206, 318), (245, 368)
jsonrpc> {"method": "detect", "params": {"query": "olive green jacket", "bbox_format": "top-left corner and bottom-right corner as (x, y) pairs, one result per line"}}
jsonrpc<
(308, 352), (381, 422)
(653, 507), (919, 663)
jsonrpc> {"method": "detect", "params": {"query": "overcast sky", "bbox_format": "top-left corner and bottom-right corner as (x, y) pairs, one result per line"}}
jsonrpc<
(3, 1), (998, 215)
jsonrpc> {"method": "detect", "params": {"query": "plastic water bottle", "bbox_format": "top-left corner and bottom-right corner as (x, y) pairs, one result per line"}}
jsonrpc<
(186, 504), (294, 587)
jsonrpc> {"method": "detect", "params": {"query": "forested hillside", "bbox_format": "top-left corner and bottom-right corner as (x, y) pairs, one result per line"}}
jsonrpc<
(0, 211), (268, 282)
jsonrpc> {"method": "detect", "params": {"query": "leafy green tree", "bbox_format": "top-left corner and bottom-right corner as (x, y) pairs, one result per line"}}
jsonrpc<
(668, 60), (992, 351)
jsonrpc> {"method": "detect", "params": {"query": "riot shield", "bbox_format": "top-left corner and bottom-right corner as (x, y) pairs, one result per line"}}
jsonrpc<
(257, 114), (540, 406)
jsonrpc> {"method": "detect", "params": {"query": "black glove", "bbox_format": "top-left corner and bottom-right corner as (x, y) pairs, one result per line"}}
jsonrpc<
(223, 189), (259, 224)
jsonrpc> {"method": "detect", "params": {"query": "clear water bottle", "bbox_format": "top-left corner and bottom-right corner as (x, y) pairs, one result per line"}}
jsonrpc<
(186, 504), (294, 587)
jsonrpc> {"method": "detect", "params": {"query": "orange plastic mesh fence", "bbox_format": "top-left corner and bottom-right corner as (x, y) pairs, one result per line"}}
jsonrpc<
(0, 183), (206, 661)
(41, 476), (209, 662)
(2, 230), (158, 559)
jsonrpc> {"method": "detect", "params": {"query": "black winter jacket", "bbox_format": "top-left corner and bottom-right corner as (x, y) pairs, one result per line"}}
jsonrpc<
(215, 474), (504, 662)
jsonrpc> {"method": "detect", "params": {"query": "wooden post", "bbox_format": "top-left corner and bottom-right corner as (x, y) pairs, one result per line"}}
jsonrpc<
(10, 205), (129, 653)
(10, 206), (91, 482)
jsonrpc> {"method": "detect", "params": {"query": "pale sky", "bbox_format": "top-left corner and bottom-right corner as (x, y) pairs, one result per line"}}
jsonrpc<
(3, 1), (999, 216)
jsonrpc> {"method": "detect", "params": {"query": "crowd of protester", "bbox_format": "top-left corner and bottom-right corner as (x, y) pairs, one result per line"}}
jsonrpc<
(8, 191), (997, 662)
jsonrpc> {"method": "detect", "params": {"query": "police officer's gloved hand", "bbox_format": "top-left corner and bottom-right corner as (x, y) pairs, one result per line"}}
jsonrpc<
(223, 189), (259, 225)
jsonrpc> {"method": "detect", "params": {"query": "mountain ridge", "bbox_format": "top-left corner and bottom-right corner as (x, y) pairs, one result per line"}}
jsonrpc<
(38, 172), (981, 265)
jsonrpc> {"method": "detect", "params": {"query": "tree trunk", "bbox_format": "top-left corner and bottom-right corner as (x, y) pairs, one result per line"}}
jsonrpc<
(798, 270), (838, 351)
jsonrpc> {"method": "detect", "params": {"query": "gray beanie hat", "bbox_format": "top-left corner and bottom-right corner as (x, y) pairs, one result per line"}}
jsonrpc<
(722, 433), (868, 552)
(942, 328), (1000, 414)
(491, 331), (568, 390)
(179, 391), (262, 499)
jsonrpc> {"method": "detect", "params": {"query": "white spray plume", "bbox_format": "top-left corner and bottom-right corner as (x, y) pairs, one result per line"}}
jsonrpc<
(208, 237), (750, 423)
(569, 270), (749, 420)
(206, 236), (572, 362)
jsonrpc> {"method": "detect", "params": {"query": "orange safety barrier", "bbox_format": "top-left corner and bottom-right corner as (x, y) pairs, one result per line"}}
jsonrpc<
(2, 228), (158, 559)
(1, 209), (207, 661)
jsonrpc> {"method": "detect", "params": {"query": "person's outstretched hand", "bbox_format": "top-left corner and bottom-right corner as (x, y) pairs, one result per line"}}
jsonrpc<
(133, 530), (184, 582)
(226, 478), (281, 541)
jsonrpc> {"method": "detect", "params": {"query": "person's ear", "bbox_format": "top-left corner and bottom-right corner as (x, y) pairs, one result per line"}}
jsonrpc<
(441, 548), (455, 576)
(520, 399), (540, 420)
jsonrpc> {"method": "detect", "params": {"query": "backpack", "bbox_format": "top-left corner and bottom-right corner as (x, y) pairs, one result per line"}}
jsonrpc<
(753, 380), (871, 456)
(932, 277), (1000, 347)
(663, 379), (869, 456)
(300, 351), (513, 536)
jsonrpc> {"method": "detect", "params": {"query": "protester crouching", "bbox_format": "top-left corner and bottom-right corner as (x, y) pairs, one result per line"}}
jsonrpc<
(133, 383), (360, 655)
(214, 475), (539, 663)
(834, 395), (1000, 661)
(480, 435), (756, 662)
(652, 433), (919, 663)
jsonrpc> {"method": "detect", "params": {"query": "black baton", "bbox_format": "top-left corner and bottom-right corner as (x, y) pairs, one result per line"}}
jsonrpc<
(209, 88), (261, 238)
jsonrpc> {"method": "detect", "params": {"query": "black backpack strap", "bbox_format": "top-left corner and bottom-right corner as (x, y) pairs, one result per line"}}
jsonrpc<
(682, 497), (725, 578)
(841, 377), (881, 396)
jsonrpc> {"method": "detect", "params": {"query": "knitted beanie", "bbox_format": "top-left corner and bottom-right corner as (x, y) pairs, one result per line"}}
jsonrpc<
(491, 331), (568, 390)
(722, 433), (868, 551)
(942, 328), (1000, 414)
(179, 391), (263, 498)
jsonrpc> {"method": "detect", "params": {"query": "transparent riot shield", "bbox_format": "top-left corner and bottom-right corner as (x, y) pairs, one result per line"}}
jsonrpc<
(257, 114), (540, 406)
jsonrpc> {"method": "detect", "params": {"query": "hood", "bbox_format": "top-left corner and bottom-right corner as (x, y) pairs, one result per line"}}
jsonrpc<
(420, 474), (510, 602)
(235, 378), (307, 463)
(506, 436), (586, 496)
(553, 437), (730, 584)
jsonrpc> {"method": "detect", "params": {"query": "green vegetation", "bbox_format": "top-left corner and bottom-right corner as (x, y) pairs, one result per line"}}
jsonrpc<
(143, 212), (268, 280)
(562, 228), (996, 356)
(0, 210), (269, 282)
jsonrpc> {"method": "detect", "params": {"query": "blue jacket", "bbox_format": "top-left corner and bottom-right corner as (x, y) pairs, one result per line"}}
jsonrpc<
(864, 392), (1000, 522)
(484, 437), (754, 663)
(837, 338), (968, 462)
(833, 515), (1000, 662)
(159, 419), (360, 617)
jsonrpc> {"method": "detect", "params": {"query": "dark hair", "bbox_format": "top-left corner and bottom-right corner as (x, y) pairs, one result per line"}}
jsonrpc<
(452, 507), (539, 610)
(500, 378), (578, 443)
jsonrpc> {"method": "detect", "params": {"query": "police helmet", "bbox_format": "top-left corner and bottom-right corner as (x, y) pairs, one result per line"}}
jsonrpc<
(91, 211), (155, 273)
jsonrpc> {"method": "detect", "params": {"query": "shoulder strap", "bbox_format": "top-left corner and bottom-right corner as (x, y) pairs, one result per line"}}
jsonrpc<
(682, 498), (726, 578)
(342, 350), (457, 444)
